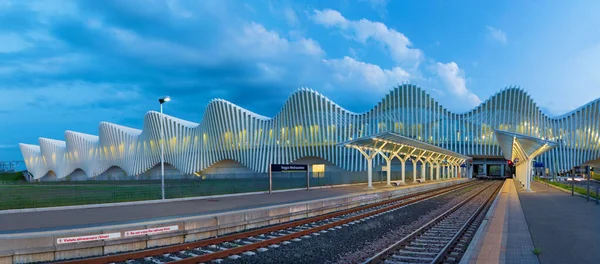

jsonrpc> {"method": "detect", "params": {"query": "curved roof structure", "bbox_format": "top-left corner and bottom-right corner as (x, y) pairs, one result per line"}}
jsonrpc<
(20, 84), (600, 180)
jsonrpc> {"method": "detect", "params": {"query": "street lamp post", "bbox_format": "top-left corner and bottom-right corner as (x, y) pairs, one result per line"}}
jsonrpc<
(159, 96), (171, 200)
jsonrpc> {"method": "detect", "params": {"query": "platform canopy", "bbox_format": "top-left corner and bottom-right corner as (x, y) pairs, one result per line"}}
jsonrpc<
(338, 131), (472, 188)
(341, 132), (471, 161)
(494, 130), (557, 166)
(494, 129), (558, 190)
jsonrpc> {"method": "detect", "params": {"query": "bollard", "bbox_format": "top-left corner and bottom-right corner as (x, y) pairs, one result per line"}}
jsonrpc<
(571, 181), (574, 196)
(597, 186), (599, 205)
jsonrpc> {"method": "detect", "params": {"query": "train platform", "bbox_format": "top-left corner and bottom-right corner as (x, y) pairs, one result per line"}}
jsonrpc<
(461, 179), (539, 264)
(517, 181), (600, 264)
(0, 179), (465, 234)
(464, 178), (600, 264)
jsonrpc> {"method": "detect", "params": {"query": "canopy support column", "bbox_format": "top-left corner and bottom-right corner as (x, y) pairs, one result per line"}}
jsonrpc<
(385, 158), (391, 186)
(378, 148), (401, 186)
(392, 149), (414, 184)
(354, 144), (386, 189)
(429, 162), (434, 181)
(401, 160), (406, 183)
(421, 162), (426, 182)
(411, 159), (418, 183)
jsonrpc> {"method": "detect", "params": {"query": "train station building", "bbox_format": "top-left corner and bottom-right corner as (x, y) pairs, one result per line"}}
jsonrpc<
(19, 84), (600, 189)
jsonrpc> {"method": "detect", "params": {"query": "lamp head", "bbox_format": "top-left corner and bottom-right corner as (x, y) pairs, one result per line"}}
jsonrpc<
(159, 96), (171, 104)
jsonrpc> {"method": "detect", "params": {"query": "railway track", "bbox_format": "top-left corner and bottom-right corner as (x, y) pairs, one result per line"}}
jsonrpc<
(363, 180), (503, 264)
(54, 180), (480, 264)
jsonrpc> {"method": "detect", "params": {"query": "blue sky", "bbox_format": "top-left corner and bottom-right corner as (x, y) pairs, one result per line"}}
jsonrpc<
(1, 0), (600, 162)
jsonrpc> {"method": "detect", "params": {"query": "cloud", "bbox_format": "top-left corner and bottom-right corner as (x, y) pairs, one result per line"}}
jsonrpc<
(0, 1), (490, 160)
(0, 33), (32, 53)
(362, 0), (389, 9)
(436, 62), (481, 106)
(486, 26), (507, 44)
(323, 56), (410, 92)
(312, 8), (481, 108)
(283, 7), (299, 26)
(234, 22), (324, 59)
(0, 81), (142, 113)
(312, 9), (422, 66)
(360, 0), (390, 17)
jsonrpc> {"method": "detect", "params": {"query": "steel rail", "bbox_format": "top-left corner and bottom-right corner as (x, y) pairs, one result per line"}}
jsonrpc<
(431, 180), (504, 263)
(362, 180), (502, 264)
(169, 181), (480, 264)
(55, 180), (478, 264)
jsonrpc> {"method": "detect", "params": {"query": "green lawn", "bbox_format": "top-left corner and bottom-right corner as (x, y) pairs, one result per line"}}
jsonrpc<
(0, 178), (272, 210)
(535, 177), (598, 199)
(0, 174), (372, 210)
(0, 171), (26, 182)
(0, 171), (390, 210)
(592, 172), (600, 181)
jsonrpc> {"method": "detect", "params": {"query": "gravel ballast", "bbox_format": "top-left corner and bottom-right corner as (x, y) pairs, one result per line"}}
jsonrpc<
(219, 181), (498, 264)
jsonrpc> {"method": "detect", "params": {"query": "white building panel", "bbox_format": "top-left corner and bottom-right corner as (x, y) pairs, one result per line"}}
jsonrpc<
(19, 85), (600, 180)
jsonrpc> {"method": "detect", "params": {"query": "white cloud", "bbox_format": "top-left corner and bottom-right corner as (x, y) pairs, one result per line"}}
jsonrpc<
(284, 7), (299, 26)
(0, 82), (141, 113)
(0, 33), (32, 53)
(486, 26), (507, 44)
(312, 9), (349, 28)
(360, 0), (390, 17)
(0, 53), (90, 75)
(313, 9), (481, 107)
(323, 56), (410, 92)
(348, 47), (359, 59)
(297, 38), (325, 57)
(312, 9), (422, 65)
(436, 62), (481, 106)
(362, 0), (389, 9)
(235, 22), (324, 59)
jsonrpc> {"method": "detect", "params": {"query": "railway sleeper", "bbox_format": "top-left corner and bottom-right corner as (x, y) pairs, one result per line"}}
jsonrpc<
(428, 227), (460, 232)
(404, 246), (440, 253)
(390, 254), (435, 262)
(397, 250), (438, 257)
(414, 238), (448, 244)
(421, 233), (454, 239)
(410, 241), (446, 247)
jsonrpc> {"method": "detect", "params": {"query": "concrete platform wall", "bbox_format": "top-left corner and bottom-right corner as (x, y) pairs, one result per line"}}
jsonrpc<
(0, 178), (470, 264)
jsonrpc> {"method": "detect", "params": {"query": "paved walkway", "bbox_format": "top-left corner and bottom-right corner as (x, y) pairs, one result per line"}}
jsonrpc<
(0, 179), (461, 234)
(463, 179), (539, 264)
(518, 181), (600, 264)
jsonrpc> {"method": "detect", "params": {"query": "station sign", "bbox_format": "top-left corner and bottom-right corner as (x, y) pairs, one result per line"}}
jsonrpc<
(534, 162), (544, 168)
(573, 166), (591, 174)
(57, 232), (121, 244)
(513, 158), (519, 163)
(270, 164), (308, 172)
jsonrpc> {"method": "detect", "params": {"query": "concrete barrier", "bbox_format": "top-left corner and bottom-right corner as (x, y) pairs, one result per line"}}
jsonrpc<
(0, 178), (470, 263)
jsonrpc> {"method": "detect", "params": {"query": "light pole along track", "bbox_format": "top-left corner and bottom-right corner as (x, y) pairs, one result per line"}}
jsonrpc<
(55, 180), (479, 264)
(362, 179), (504, 264)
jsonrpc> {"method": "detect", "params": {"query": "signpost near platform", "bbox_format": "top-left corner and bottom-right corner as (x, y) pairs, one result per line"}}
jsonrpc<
(269, 164), (309, 194)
